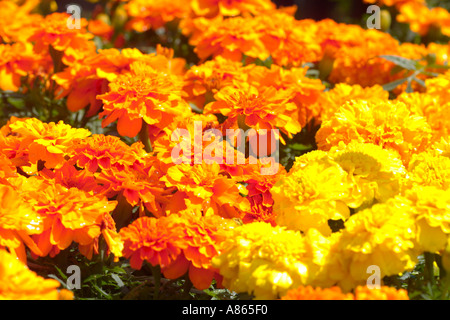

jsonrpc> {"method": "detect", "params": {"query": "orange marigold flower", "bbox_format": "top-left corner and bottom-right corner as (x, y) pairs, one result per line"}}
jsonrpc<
(280, 285), (354, 300)
(119, 215), (186, 270)
(6, 117), (91, 169)
(190, 0), (275, 18)
(254, 12), (322, 67)
(204, 82), (301, 141)
(190, 15), (269, 62)
(0, 42), (41, 91)
(67, 134), (145, 173)
(96, 156), (179, 217)
(315, 99), (433, 165)
(183, 56), (247, 108)
(353, 285), (409, 300)
(10, 176), (117, 259)
(0, 0), (42, 43)
(120, 213), (236, 290)
(52, 47), (165, 116)
(161, 162), (250, 219)
(397, 3), (450, 37)
(28, 12), (95, 61)
(328, 30), (401, 87)
(0, 184), (42, 263)
(0, 249), (72, 300)
(245, 64), (325, 128)
(98, 61), (190, 138)
(124, 0), (191, 32)
(281, 285), (409, 300)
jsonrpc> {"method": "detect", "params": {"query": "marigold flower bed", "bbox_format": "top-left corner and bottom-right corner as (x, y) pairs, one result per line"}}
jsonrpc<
(1, 0), (450, 301)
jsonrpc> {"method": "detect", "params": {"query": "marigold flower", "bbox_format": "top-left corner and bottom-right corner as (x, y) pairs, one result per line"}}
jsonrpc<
(353, 285), (410, 300)
(183, 56), (247, 108)
(281, 284), (409, 300)
(402, 186), (450, 253)
(190, 15), (269, 62)
(0, 249), (72, 300)
(98, 61), (190, 138)
(189, 0), (275, 18)
(6, 117), (91, 169)
(67, 134), (145, 173)
(124, 0), (190, 32)
(53, 47), (170, 116)
(336, 198), (418, 291)
(280, 285), (354, 300)
(29, 12), (95, 61)
(407, 151), (450, 191)
(212, 223), (331, 299)
(120, 213), (235, 289)
(397, 3), (450, 37)
(0, 184), (42, 263)
(315, 99), (433, 166)
(313, 83), (389, 124)
(0, 0), (42, 43)
(161, 162), (250, 219)
(204, 82), (301, 141)
(329, 141), (406, 208)
(271, 151), (351, 236)
(9, 176), (117, 259)
(0, 42), (42, 91)
(245, 64), (325, 128)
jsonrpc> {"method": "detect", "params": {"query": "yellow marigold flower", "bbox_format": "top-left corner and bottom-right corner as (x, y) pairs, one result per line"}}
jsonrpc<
(329, 141), (406, 208)
(407, 151), (450, 191)
(6, 117), (91, 169)
(9, 176), (117, 259)
(0, 184), (42, 263)
(403, 186), (450, 253)
(124, 0), (190, 32)
(204, 82), (301, 140)
(98, 61), (190, 138)
(212, 223), (330, 299)
(396, 91), (450, 139)
(315, 100), (433, 166)
(353, 285), (410, 300)
(280, 285), (353, 300)
(337, 198), (418, 291)
(0, 249), (72, 300)
(314, 83), (389, 124)
(271, 151), (351, 236)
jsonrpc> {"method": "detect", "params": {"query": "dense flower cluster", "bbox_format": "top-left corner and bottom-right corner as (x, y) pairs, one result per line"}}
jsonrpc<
(1, 0), (450, 301)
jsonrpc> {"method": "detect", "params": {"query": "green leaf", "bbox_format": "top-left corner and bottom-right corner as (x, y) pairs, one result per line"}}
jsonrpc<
(382, 77), (408, 91)
(379, 55), (418, 71)
(111, 273), (125, 288)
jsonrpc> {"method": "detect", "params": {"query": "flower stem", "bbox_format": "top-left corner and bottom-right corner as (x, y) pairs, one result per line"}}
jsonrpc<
(139, 124), (153, 153)
(424, 252), (435, 285)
